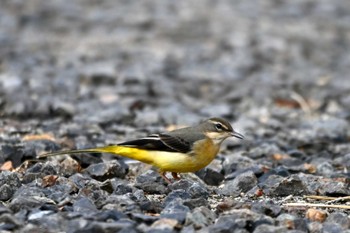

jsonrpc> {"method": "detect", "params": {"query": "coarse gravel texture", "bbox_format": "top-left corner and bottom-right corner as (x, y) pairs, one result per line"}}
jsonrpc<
(1, 0), (350, 232)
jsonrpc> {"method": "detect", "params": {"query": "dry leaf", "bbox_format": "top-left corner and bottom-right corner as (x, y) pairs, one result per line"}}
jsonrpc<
(304, 163), (317, 173)
(23, 133), (56, 141)
(306, 208), (327, 222)
(0, 161), (13, 171)
(42, 175), (59, 187)
(274, 98), (301, 109)
(272, 153), (290, 161)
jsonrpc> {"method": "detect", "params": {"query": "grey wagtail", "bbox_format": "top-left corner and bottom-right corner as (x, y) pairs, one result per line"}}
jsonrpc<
(39, 117), (244, 183)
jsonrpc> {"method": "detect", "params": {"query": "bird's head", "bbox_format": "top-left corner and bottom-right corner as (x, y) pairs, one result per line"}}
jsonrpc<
(201, 117), (244, 145)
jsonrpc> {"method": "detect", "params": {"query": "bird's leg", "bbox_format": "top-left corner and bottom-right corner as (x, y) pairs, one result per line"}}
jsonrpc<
(171, 172), (181, 180)
(159, 171), (172, 184)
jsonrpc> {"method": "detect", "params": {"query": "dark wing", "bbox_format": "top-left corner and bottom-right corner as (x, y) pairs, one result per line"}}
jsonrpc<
(117, 133), (191, 153)
(157, 133), (191, 153)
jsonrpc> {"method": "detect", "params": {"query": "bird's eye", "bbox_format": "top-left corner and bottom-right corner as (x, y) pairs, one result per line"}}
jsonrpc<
(215, 123), (223, 130)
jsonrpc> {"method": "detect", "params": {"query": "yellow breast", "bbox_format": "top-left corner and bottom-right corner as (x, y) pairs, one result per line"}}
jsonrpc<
(151, 138), (220, 173)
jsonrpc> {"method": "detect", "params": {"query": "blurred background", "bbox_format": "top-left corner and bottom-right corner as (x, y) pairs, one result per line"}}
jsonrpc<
(1, 2), (350, 231)
(0, 0), (349, 138)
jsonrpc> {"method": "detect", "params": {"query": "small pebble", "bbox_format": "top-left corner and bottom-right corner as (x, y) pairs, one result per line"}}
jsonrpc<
(185, 206), (216, 229)
(73, 197), (98, 213)
(161, 200), (190, 223)
(135, 170), (168, 194)
(219, 170), (257, 196)
(195, 159), (224, 185)
(325, 212), (350, 230)
(0, 171), (21, 201)
(85, 160), (128, 180)
(260, 174), (307, 196)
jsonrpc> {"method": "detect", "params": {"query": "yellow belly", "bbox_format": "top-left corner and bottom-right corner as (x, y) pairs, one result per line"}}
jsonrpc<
(93, 138), (220, 173)
(150, 138), (219, 173)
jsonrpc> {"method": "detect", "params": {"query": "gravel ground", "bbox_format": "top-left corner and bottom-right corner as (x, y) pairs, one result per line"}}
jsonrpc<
(1, 1), (350, 232)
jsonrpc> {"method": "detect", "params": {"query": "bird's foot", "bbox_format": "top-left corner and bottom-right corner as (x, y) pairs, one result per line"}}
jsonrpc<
(171, 172), (181, 180)
(159, 172), (181, 184)
(160, 171), (172, 184)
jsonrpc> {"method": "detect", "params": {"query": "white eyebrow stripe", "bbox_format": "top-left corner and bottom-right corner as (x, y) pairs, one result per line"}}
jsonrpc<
(208, 120), (229, 130)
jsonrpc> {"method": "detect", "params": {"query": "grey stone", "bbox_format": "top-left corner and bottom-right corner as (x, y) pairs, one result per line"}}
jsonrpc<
(195, 160), (225, 185)
(161, 200), (190, 223)
(276, 214), (308, 232)
(101, 195), (141, 214)
(0, 172), (21, 201)
(325, 212), (350, 230)
(73, 197), (98, 213)
(322, 222), (345, 233)
(108, 178), (133, 195)
(135, 170), (168, 194)
(85, 160), (128, 180)
(261, 174), (307, 196)
(185, 206), (216, 229)
(251, 200), (281, 217)
(164, 190), (191, 206)
(223, 154), (257, 176)
(219, 170), (257, 196)
(131, 213), (159, 224)
(253, 224), (287, 233)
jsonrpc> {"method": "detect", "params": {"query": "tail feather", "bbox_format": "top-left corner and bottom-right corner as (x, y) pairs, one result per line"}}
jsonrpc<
(38, 148), (107, 158)
(38, 145), (155, 165)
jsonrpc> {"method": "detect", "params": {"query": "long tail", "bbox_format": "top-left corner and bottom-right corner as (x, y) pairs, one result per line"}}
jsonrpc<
(39, 145), (155, 165)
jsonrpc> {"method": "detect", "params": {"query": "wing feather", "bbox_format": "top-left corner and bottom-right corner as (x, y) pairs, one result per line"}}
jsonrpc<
(158, 133), (191, 153)
(117, 133), (191, 153)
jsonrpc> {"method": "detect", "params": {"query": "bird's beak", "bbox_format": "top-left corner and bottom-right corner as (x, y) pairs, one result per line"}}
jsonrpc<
(231, 131), (244, 139)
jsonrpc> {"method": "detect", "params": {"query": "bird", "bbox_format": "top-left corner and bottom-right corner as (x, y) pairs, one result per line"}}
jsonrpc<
(39, 117), (244, 183)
